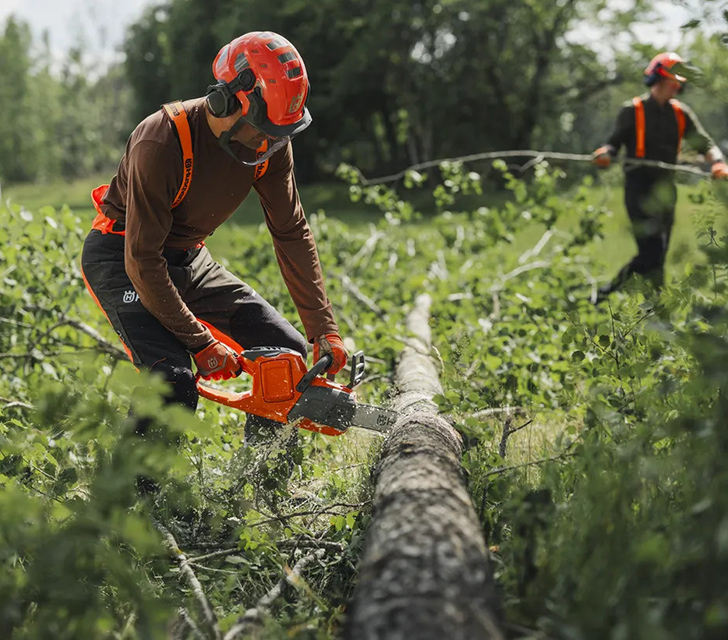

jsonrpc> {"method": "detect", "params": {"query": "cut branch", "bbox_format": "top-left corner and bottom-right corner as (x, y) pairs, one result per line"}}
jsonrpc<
(155, 521), (221, 640)
(341, 274), (382, 314)
(223, 549), (326, 640)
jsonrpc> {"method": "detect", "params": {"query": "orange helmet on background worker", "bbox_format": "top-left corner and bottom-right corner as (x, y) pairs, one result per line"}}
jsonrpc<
(643, 52), (687, 86)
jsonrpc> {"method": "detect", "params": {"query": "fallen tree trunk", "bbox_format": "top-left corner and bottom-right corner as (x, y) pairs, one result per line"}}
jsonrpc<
(346, 294), (503, 640)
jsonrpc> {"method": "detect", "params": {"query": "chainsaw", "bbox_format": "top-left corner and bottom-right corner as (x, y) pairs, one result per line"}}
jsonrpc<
(196, 348), (399, 436)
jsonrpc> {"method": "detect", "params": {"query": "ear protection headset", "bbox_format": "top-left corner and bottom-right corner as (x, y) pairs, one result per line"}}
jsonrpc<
(644, 63), (665, 87)
(206, 68), (259, 119)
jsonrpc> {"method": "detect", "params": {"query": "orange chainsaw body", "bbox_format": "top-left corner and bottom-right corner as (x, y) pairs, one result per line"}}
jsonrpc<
(196, 347), (357, 437)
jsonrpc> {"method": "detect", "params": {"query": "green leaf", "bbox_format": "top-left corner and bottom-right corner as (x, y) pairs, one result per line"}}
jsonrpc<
(680, 19), (701, 30)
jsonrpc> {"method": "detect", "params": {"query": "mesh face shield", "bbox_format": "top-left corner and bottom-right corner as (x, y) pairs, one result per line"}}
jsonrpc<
(217, 115), (293, 166)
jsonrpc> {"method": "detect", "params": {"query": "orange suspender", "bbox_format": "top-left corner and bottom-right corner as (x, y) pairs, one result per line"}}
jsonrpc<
(92, 103), (271, 235)
(162, 100), (270, 198)
(162, 101), (194, 207)
(253, 140), (270, 181)
(633, 96), (686, 159)
(633, 97), (646, 158)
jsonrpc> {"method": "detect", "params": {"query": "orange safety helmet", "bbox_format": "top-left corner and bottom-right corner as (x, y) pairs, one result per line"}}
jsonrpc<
(644, 52), (686, 87)
(206, 31), (312, 138)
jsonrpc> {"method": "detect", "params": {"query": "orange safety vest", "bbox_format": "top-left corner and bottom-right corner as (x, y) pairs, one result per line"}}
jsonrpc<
(632, 96), (685, 159)
(91, 101), (270, 234)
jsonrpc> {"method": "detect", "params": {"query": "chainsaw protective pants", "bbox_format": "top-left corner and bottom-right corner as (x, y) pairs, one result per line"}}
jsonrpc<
(603, 175), (677, 293)
(80, 230), (307, 421)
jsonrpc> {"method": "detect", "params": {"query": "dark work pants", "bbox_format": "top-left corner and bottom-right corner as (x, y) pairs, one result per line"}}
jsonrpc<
(606, 174), (677, 293)
(81, 229), (307, 441)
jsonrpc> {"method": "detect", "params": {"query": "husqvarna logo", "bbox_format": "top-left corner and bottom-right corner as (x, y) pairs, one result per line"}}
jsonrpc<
(288, 91), (304, 114)
(206, 357), (219, 369)
(123, 290), (139, 304)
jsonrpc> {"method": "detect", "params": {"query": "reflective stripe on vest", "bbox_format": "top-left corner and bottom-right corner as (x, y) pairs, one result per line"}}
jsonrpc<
(633, 96), (686, 159)
(670, 98), (686, 156)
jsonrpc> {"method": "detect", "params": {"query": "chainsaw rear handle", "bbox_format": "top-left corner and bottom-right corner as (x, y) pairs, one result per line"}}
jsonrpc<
(296, 354), (333, 392)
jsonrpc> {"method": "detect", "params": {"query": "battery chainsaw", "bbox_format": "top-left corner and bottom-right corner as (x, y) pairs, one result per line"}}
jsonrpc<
(196, 347), (399, 436)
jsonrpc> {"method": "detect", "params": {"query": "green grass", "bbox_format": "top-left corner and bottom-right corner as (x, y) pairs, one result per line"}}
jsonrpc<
(2, 171), (718, 287)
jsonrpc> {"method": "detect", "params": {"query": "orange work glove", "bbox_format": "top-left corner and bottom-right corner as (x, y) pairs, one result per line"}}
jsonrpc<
(313, 333), (348, 375)
(711, 161), (728, 179)
(193, 339), (242, 381)
(592, 146), (612, 168)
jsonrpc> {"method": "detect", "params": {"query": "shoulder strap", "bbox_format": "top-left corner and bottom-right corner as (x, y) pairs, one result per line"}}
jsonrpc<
(632, 97), (645, 158)
(253, 140), (270, 181)
(162, 101), (194, 209)
(669, 99), (686, 156)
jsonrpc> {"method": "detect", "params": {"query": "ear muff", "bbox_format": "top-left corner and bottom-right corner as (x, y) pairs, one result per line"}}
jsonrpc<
(206, 69), (257, 118)
(644, 62), (661, 86)
(205, 82), (239, 118)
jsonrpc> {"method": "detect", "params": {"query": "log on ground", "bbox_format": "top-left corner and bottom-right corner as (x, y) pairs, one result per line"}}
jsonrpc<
(345, 294), (503, 640)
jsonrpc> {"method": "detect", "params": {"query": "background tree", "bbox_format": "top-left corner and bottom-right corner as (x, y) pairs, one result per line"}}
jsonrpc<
(0, 18), (37, 183)
(120, 0), (655, 181)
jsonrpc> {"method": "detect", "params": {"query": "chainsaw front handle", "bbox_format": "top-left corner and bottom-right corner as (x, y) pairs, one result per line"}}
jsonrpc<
(296, 354), (333, 392)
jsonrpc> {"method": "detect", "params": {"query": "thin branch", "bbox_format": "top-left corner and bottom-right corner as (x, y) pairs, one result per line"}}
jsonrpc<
(471, 406), (526, 419)
(187, 548), (239, 564)
(485, 452), (574, 479)
(254, 501), (369, 527)
(155, 521), (221, 640)
(498, 416), (513, 459)
(222, 549), (327, 640)
(509, 419), (534, 435)
(350, 228), (384, 268)
(0, 395), (33, 410)
(189, 563), (240, 575)
(0, 348), (117, 360)
(46, 317), (126, 360)
(505, 621), (557, 640)
(490, 260), (550, 292)
(340, 274), (382, 314)
(357, 149), (711, 186)
(277, 539), (345, 551)
(171, 608), (207, 640)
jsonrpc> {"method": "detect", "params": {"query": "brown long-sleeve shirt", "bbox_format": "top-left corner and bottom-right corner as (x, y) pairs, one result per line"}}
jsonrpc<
(101, 97), (338, 350)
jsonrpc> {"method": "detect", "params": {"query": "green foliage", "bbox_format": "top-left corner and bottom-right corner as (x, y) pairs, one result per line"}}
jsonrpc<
(391, 165), (728, 638)
(0, 200), (384, 638)
(337, 147), (728, 638)
(0, 16), (132, 186)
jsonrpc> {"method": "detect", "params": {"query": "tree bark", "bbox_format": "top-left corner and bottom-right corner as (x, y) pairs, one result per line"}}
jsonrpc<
(345, 295), (503, 640)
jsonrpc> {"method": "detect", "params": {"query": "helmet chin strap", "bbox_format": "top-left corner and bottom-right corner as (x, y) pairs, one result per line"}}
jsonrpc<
(217, 115), (290, 166)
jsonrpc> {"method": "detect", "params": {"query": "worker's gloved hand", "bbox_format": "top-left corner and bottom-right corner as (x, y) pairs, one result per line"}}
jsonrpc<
(313, 333), (348, 375)
(592, 146), (612, 168)
(711, 161), (728, 179)
(193, 339), (242, 381)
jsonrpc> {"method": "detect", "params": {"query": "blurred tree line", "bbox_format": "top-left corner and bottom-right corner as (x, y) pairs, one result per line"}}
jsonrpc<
(1, 0), (727, 187)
